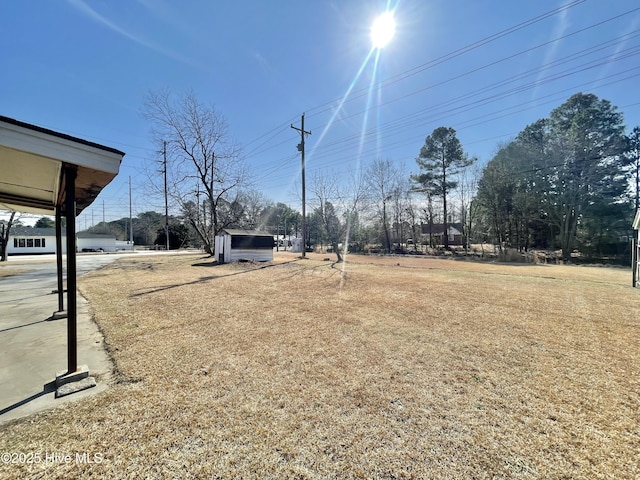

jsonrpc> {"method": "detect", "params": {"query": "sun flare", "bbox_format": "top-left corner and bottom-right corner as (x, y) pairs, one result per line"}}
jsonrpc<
(370, 11), (396, 49)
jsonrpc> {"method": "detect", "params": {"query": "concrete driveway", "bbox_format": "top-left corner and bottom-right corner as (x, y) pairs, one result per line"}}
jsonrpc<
(0, 251), (185, 425)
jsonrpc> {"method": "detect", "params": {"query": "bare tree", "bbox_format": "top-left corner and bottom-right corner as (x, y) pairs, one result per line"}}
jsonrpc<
(390, 173), (409, 251)
(0, 210), (18, 262)
(309, 170), (366, 263)
(309, 172), (341, 261)
(143, 89), (250, 255)
(238, 189), (271, 230)
(367, 159), (403, 253)
(404, 192), (421, 251)
(457, 162), (481, 252)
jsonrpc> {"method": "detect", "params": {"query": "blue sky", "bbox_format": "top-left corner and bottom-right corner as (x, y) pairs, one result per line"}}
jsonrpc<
(2, 0), (640, 227)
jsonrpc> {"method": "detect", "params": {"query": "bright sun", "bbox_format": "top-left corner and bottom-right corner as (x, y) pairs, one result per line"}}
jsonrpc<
(370, 11), (396, 49)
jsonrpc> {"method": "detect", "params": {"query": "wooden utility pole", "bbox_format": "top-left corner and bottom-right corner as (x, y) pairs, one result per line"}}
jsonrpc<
(129, 176), (133, 246)
(196, 184), (200, 224)
(291, 114), (311, 257)
(210, 151), (214, 250)
(163, 141), (169, 251)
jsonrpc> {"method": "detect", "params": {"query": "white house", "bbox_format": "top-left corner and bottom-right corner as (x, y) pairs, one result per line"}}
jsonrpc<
(7, 227), (64, 255)
(7, 227), (120, 255)
(214, 229), (274, 263)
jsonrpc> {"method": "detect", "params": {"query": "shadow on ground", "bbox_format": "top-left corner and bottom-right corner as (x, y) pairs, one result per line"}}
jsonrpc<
(131, 259), (299, 298)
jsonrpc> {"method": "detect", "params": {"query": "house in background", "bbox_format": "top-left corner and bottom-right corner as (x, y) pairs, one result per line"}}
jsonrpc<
(214, 229), (274, 263)
(420, 223), (464, 246)
(7, 227), (121, 255)
(6, 227), (64, 255)
(115, 240), (134, 251)
(77, 233), (116, 252)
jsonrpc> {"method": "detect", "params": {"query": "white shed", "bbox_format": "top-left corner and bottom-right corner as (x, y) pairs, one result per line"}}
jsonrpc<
(214, 229), (274, 263)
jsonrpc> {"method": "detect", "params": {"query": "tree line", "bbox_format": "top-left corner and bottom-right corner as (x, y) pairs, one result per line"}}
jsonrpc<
(2, 91), (638, 264)
(476, 93), (637, 262)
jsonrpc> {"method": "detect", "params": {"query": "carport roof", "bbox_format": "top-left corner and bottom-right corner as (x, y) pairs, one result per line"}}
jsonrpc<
(0, 115), (125, 215)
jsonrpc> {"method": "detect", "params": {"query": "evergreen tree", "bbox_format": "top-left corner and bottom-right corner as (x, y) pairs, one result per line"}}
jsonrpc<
(34, 217), (55, 229)
(626, 126), (640, 211)
(547, 93), (628, 261)
(477, 93), (630, 261)
(413, 127), (474, 248)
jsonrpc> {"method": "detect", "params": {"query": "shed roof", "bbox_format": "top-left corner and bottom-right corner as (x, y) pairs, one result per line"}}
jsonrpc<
(633, 209), (640, 230)
(219, 228), (273, 237)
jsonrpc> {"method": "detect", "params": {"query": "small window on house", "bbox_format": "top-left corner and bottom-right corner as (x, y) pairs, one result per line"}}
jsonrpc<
(18, 238), (25, 248)
(14, 238), (18, 248)
(35, 239), (41, 247)
(42, 238), (46, 248)
(27, 239), (34, 247)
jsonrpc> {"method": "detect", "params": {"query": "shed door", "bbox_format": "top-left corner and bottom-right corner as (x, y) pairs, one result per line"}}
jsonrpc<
(224, 235), (232, 263)
(215, 235), (225, 263)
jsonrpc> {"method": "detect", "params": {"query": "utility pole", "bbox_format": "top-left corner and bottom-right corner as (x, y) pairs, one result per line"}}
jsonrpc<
(163, 141), (169, 251)
(129, 176), (133, 246)
(291, 114), (311, 257)
(636, 151), (640, 210)
(210, 152), (214, 249)
(196, 184), (200, 225)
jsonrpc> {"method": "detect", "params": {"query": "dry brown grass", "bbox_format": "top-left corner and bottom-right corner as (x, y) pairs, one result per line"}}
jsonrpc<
(1, 252), (639, 479)
(0, 267), (30, 278)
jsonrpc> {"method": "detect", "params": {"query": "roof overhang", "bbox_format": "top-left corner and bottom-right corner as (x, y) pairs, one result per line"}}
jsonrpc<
(220, 229), (274, 237)
(633, 209), (640, 230)
(0, 115), (125, 215)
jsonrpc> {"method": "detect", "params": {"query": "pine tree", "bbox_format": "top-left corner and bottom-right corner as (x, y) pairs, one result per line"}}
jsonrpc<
(547, 93), (628, 261)
(413, 127), (474, 248)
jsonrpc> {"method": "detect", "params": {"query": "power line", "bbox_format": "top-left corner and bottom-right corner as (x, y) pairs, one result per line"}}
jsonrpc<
(242, 12), (640, 173)
(302, 0), (590, 120)
(14, 1), (594, 165)
(37, 3), (640, 218)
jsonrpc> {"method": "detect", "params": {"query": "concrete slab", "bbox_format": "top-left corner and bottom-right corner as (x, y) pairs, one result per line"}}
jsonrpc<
(0, 259), (114, 425)
(0, 250), (198, 425)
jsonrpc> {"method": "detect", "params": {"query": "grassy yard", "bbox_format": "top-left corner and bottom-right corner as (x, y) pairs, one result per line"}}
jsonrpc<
(0, 267), (30, 278)
(1, 252), (638, 479)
